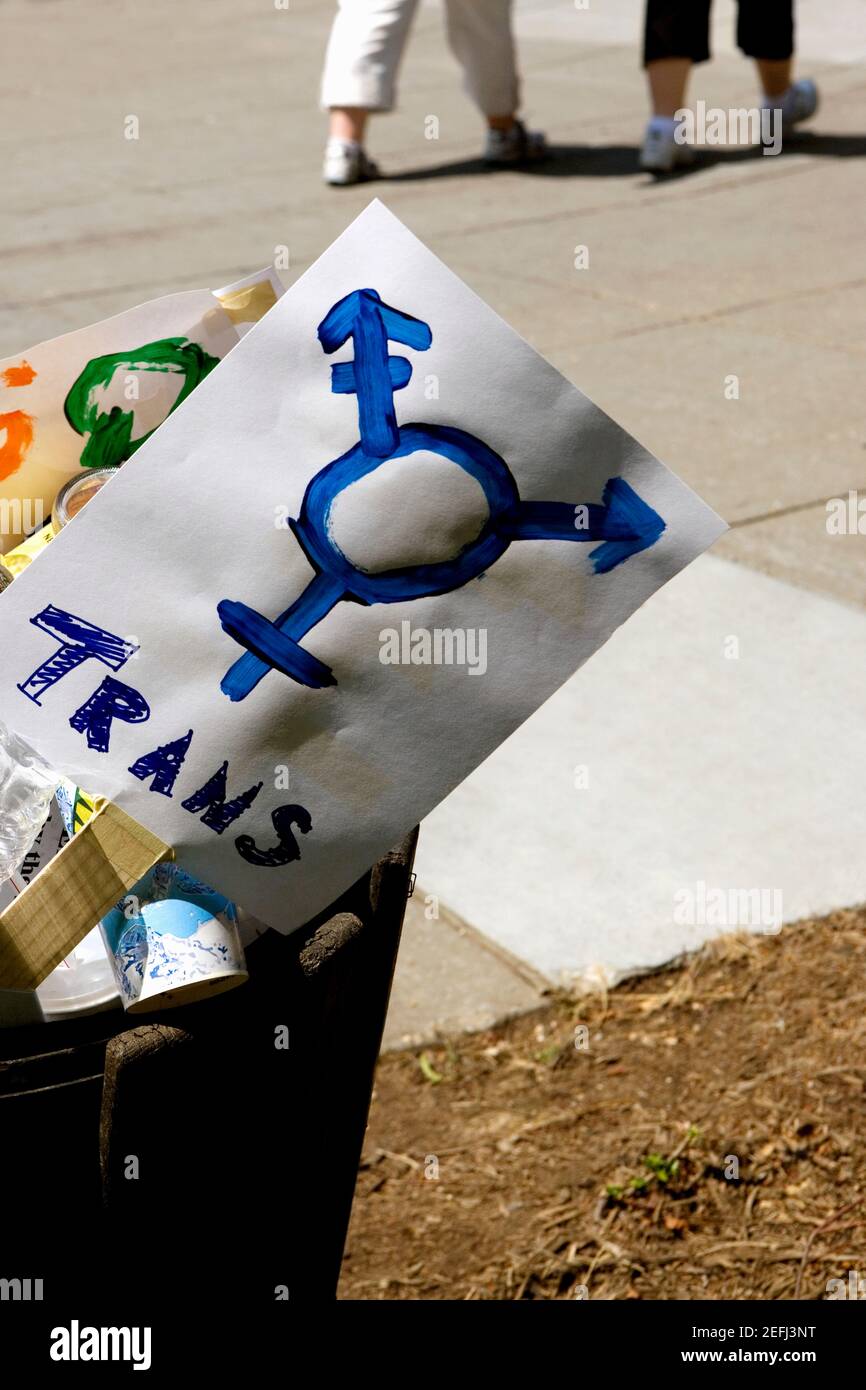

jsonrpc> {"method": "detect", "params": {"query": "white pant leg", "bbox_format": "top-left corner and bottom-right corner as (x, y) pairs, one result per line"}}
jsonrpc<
(321, 0), (421, 112)
(443, 0), (519, 117)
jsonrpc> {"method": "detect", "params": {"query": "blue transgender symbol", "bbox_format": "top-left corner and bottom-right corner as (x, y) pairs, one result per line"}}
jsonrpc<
(217, 289), (666, 701)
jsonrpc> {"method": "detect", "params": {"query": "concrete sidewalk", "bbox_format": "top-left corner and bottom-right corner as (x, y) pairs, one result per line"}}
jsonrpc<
(2, 0), (864, 1043)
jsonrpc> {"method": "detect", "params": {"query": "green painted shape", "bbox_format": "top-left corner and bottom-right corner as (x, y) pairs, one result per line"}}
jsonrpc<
(64, 337), (220, 469)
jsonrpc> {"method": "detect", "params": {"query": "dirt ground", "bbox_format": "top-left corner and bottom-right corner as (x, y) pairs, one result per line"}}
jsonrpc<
(339, 908), (866, 1300)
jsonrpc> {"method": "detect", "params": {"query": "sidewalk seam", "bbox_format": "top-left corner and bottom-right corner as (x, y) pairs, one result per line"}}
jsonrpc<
(415, 883), (554, 996)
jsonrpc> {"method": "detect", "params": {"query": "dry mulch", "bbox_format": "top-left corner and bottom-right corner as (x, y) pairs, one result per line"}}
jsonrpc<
(339, 908), (866, 1300)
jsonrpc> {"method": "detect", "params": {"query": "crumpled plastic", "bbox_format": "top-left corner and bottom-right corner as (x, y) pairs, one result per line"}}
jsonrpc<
(0, 717), (57, 885)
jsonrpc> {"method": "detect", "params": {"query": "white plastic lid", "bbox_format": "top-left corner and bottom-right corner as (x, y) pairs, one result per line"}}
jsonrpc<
(36, 926), (120, 1020)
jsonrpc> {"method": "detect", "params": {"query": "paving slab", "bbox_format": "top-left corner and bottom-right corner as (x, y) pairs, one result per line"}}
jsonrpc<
(382, 895), (548, 1050)
(717, 506), (866, 610)
(724, 281), (866, 358)
(415, 552), (866, 986)
(548, 313), (866, 524)
(466, 145), (865, 328)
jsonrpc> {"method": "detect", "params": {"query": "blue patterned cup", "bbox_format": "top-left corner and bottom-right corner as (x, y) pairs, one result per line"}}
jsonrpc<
(99, 863), (248, 1013)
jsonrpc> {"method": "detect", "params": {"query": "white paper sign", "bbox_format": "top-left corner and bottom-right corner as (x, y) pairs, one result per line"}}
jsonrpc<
(0, 270), (283, 550)
(0, 202), (725, 935)
(0, 291), (238, 550)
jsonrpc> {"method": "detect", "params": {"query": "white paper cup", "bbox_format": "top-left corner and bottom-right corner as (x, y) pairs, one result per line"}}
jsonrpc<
(98, 863), (248, 1013)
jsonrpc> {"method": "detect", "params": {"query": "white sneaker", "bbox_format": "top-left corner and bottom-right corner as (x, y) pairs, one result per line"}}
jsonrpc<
(764, 78), (819, 131)
(639, 116), (695, 173)
(483, 119), (547, 165)
(323, 139), (381, 187)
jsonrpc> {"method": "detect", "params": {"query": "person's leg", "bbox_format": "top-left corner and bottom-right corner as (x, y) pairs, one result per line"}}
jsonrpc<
(647, 57), (692, 117)
(640, 0), (711, 171)
(643, 0), (712, 107)
(755, 58), (792, 100)
(320, 0), (420, 183)
(442, 0), (546, 162)
(737, 0), (817, 131)
(329, 108), (370, 145)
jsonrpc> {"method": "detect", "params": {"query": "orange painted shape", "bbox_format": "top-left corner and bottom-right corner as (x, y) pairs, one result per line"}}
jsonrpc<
(2, 360), (37, 387)
(0, 410), (35, 482)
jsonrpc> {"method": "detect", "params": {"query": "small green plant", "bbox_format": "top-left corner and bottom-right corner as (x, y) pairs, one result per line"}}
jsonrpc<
(418, 1052), (444, 1085)
(643, 1152), (680, 1185)
(605, 1127), (699, 1204)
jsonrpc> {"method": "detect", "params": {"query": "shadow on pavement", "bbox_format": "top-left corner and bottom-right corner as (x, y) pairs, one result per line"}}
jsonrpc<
(382, 131), (866, 183)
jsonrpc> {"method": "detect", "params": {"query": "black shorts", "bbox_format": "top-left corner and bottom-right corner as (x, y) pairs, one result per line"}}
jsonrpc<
(644, 0), (794, 67)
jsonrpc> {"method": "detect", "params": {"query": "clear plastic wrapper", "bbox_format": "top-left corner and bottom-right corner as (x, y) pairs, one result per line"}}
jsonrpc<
(0, 717), (57, 885)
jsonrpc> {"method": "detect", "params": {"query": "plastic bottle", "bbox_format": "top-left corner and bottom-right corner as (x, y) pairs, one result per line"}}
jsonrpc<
(0, 719), (57, 885)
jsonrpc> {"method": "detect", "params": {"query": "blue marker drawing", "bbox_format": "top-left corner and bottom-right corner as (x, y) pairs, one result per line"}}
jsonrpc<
(218, 288), (665, 701)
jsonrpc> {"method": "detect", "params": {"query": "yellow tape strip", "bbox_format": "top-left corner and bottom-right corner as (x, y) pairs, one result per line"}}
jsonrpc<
(215, 280), (278, 326)
(0, 803), (172, 991)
